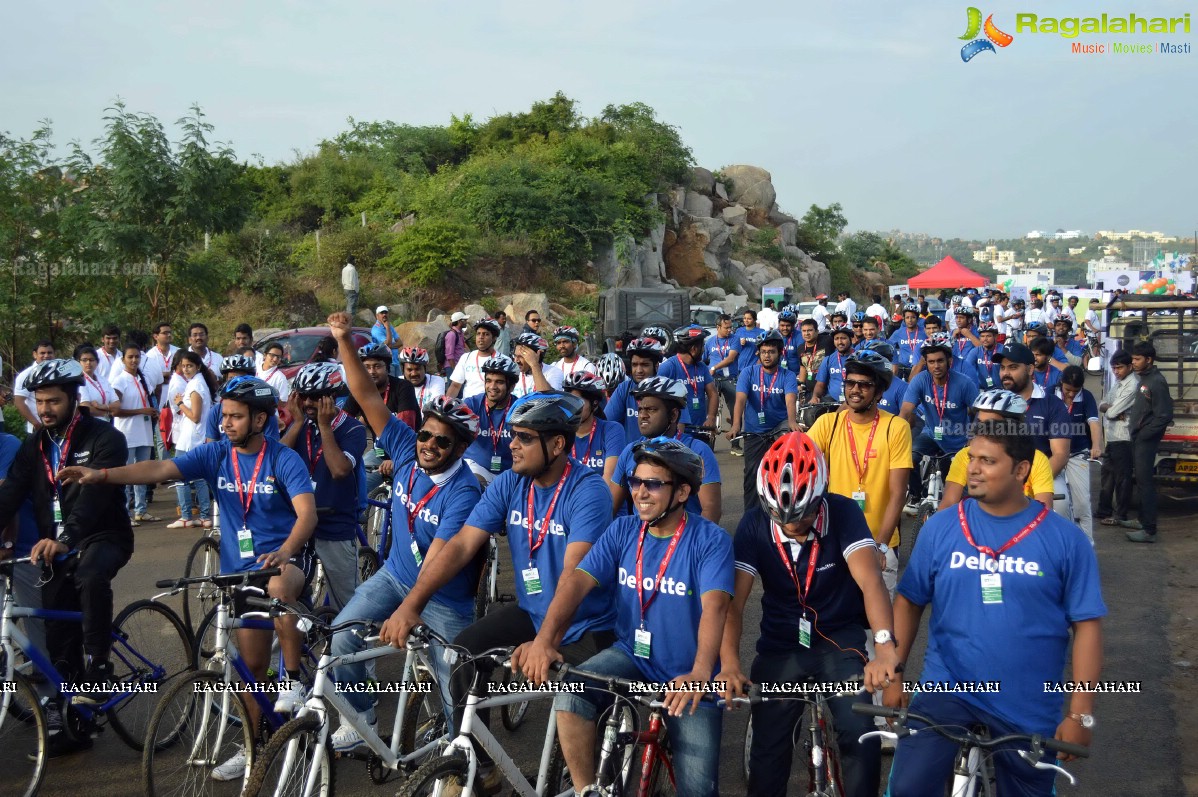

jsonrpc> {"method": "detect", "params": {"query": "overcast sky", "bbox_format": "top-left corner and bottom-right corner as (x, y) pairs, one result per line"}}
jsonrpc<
(4, 0), (1194, 239)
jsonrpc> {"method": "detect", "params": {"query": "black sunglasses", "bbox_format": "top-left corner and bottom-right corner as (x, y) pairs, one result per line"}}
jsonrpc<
(627, 476), (675, 493)
(843, 379), (876, 391)
(512, 430), (541, 445)
(417, 430), (454, 449)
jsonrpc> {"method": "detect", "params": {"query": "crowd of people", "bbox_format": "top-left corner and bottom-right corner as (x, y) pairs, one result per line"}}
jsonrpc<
(0, 281), (1155, 795)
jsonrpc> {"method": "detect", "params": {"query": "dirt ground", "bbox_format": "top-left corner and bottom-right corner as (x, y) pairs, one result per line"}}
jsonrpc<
(1163, 497), (1198, 795)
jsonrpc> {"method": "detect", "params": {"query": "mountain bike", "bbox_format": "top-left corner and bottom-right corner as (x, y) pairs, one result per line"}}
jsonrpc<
(902, 451), (953, 560)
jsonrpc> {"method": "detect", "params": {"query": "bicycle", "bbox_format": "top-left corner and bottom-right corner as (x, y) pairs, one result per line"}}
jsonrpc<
(142, 567), (330, 796)
(1083, 331), (1103, 375)
(854, 703), (1088, 796)
(359, 483), (394, 582)
(902, 450), (954, 560)
(184, 524), (222, 635)
(242, 610), (453, 797)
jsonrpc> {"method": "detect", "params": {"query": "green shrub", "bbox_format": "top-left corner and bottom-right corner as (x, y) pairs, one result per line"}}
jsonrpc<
(380, 219), (475, 286)
(3, 405), (26, 440)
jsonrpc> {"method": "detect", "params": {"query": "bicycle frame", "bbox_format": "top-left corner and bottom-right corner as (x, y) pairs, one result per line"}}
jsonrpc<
(205, 601), (301, 726)
(632, 710), (674, 797)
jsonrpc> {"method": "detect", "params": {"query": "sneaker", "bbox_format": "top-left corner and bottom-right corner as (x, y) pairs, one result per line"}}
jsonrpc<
(331, 716), (376, 753)
(730, 446), (743, 457)
(902, 498), (920, 517)
(210, 747), (248, 781)
(273, 679), (308, 714)
(71, 660), (116, 706)
(1125, 530), (1156, 543)
(130, 517), (141, 527)
(136, 513), (161, 523)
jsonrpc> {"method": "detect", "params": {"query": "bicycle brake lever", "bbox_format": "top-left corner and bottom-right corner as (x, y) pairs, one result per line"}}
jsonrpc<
(857, 729), (906, 744)
(1019, 751), (1076, 785)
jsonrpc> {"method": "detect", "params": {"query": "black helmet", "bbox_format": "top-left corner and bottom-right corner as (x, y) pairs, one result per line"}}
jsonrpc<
(220, 375), (278, 413)
(562, 371), (607, 399)
(506, 391), (585, 435)
(632, 436), (704, 493)
(777, 309), (798, 324)
(921, 333), (953, 358)
(292, 362), (347, 397)
(23, 358), (84, 392)
(844, 350), (894, 391)
(222, 354), (257, 375)
(672, 325), (707, 348)
(640, 326), (670, 346)
(423, 395), (481, 444)
(552, 325), (581, 344)
(359, 343), (394, 363)
(514, 332), (548, 355)
(859, 339), (897, 362)
(756, 330), (786, 352)
(631, 376), (688, 408)
(480, 354), (519, 384)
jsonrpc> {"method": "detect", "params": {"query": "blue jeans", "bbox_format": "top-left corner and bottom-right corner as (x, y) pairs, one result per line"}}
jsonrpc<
(747, 628), (878, 797)
(887, 693), (1057, 797)
(330, 568), (471, 725)
(176, 477), (212, 521)
(555, 646), (722, 797)
(126, 445), (152, 516)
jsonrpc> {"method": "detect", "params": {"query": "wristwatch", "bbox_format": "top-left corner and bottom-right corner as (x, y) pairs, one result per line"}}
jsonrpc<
(0, 541), (13, 550)
(873, 630), (896, 646)
(1067, 712), (1095, 729)
(876, 543), (889, 554)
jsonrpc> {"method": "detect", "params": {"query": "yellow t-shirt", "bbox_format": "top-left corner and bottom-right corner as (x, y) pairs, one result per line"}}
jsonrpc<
(946, 447), (1054, 499)
(808, 409), (913, 546)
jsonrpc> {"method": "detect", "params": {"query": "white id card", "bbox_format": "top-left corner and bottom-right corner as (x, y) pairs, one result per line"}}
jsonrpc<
(634, 628), (652, 658)
(237, 527), (255, 560)
(410, 540), (423, 566)
(980, 573), (1003, 604)
(798, 617), (812, 648)
(52, 498), (64, 538)
(851, 490), (866, 512)
(933, 426), (944, 441)
(522, 566), (542, 595)
(490, 455), (502, 473)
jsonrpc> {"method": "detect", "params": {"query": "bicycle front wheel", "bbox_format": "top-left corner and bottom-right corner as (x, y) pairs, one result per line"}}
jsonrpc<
(183, 535), (222, 634)
(142, 669), (255, 797)
(109, 599), (196, 750)
(398, 751), (484, 797)
(399, 669), (447, 758)
(243, 713), (334, 797)
(0, 671), (46, 797)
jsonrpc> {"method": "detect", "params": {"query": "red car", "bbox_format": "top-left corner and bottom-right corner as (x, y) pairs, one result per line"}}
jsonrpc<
(255, 326), (374, 380)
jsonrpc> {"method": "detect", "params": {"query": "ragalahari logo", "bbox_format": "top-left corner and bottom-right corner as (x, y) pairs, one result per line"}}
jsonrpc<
(960, 7), (1014, 61)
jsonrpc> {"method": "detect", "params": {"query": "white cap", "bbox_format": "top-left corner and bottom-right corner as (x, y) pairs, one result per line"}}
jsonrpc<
(451, 311), (469, 322)
(375, 305), (389, 314)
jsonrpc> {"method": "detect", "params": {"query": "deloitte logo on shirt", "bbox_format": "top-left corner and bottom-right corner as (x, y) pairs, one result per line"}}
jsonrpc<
(508, 510), (565, 537)
(949, 551), (1045, 576)
(216, 476), (277, 495)
(396, 488), (440, 525)
(618, 567), (692, 596)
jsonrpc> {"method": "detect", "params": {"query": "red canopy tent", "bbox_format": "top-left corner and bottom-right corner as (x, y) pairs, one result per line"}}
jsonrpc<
(907, 256), (988, 290)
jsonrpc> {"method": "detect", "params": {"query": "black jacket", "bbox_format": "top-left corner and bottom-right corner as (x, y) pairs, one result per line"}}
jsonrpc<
(1128, 364), (1174, 440)
(0, 409), (134, 552)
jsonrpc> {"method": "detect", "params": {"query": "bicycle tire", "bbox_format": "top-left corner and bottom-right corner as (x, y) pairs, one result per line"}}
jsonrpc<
(0, 671), (46, 797)
(545, 735), (573, 797)
(183, 535), (222, 634)
(500, 668), (531, 731)
(474, 541), (497, 623)
(365, 484), (392, 559)
(142, 669), (255, 797)
(309, 560), (328, 609)
(108, 599), (196, 750)
(398, 670), (446, 758)
(396, 751), (484, 797)
(641, 738), (678, 797)
(243, 713), (335, 797)
(742, 714), (752, 784)
(358, 545), (380, 583)
(903, 504), (935, 562)
(818, 703), (845, 797)
(194, 604), (239, 670)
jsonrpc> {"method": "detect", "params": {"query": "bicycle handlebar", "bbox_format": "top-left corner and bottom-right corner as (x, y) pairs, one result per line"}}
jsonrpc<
(154, 567), (282, 590)
(852, 704), (1090, 758)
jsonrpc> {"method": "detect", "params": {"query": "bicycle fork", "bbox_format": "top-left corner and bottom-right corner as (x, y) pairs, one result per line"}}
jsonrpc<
(635, 714), (674, 797)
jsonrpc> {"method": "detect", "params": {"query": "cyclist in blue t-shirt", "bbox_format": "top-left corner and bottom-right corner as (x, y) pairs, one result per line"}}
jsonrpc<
(811, 325), (855, 403)
(515, 438), (734, 797)
(961, 322), (1002, 390)
(729, 330), (800, 510)
(658, 325), (718, 434)
(281, 362), (367, 613)
(887, 303), (926, 378)
(609, 376), (722, 522)
(204, 354), (281, 443)
(887, 420), (1105, 796)
(604, 336), (665, 442)
(722, 432), (899, 797)
(381, 389), (617, 794)
(776, 310), (802, 372)
(733, 309), (768, 374)
(564, 371), (626, 480)
(462, 354), (518, 487)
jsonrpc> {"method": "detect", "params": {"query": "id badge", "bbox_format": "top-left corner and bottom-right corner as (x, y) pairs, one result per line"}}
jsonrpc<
(798, 616), (812, 648)
(851, 490), (866, 512)
(490, 455), (502, 473)
(933, 426), (944, 441)
(310, 478), (318, 492)
(634, 627), (652, 658)
(410, 539), (424, 566)
(980, 573), (1003, 604)
(237, 527), (255, 560)
(691, 396), (700, 411)
(757, 411), (767, 426)
(522, 566), (542, 595)
(52, 497), (64, 538)
(985, 376), (995, 388)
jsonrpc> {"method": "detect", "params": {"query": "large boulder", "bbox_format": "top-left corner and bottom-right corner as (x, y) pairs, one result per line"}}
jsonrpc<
(715, 293), (750, 315)
(689, 167), (716, 195)
(722, 204), (748, 227)
(462, 303), (489, 322)
(778, 221), (798, 248)
(765, 276), (794, 290)
(721, 165), (777, 211)
(683, 191), (714, 218)
(664, 221), (719, 286)
(398, 320), (443, 351)
(561, 280), (598, 299)
(714, 182), (728, 201)
(501, 293), (550, 326)
(723, 259), (755, 296)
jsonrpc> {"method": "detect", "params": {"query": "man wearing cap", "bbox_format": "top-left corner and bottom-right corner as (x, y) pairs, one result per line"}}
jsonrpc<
(371, 306), (401, 376)
(812, 294), (831, 333)
(447, 318), (501, 400)
(444, 312), (469, 376)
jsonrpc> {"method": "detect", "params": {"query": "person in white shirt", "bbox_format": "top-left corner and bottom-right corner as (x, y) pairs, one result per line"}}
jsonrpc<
(111, 343), (160, 524)
(187, 322), (223, 377)
(834, 291), (857, 319)
(1025, 299), (1046, 328)
(342, 254), (360, 317)
(812, 295), (831, 333)
(256, 342), (291, 403)
(97, 325), (123, 381)
(1083, 300), (1102, 338)
(146, 323), (179, 405)
(1044, 295), (1062, 326)
(550, 325), (595, 378)
(993, 296), (1010, 340)
(864, 294), (888, 328)
(398, 346), (447, 408)
(168, 351), (216, 529)
(13, 339), (56, 433)
(512, 332), (564, 397)
(233, 324), (265, 369)
(757, 300), (780, 332)
(75, 344), (118, 423)
(447, 317), (501, 399)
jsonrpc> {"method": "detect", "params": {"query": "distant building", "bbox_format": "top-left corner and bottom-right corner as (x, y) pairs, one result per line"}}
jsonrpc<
(1025, 230), (1045, 239)
(1087, 256), (1131, 285)
(1053, 230), (1083, 240)
(973, 245), (1016, 265)
(1095, 229), (1177, 243)
(1068, 246), (1087, 256)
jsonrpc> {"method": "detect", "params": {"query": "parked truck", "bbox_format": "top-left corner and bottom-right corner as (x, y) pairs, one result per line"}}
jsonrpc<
(595, 287), (691, 364)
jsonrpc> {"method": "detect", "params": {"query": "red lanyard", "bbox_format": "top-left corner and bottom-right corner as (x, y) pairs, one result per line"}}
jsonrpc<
(675, 355), (697, 392)
(801, 344), (818, 370)
(634, 514), (687, 626)
(127, 372), (149, 408)
(417, 380), (427, 408)
(405, 466), (442, 538)
(304, 423), (323, 477)
(845, 411), (880, 487)
(757, 365), (781, 410)
(957, 499), (1049, 562)
(381, 381), (391, 409)
(562, 357), (579, 375)
(158, 347), (172, 374)
(981, 347), (994, 369)
(956, 337), (970, 356)
(577, 421), (598, 464)
(85, 374), (107, 403)
(770, 502), (827, 608)
(231, 441), (269, 528)
(931, 374), (950, 422)
(716, 337), (730, 359)
(39, 412), (81, 497)
(483, 397), (511, 453)
(520, 372), (532, 395)
(526, 461), (572, 558)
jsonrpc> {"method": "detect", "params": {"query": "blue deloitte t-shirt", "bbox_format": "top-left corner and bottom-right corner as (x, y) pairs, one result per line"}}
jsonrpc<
(658, 356), (713, 425)
(174, 439), (314, 574)
(204, 399), (280, 442)
(572, 418), (626, 474)
(733, 327), (767, 372)
(736, 364), (797, 433)
(1025, 386), (1073, 459)
(815, 350), (849, 401)
(902, 370), (979, 452)
(898, 498), (1106, 736)
(962, 345), (1001, 389)
(604, 380), (641, 443)
(877, 376), (908, 415)
(1055, 388), (1099, 455)
(293, 413), (367, 541)
(704, 334), (738, 380)
(578, 513), (734, 683)
(888, 326), (926, 369)
(381, 416), (483, 619)
(734, 497), (875, 655)
(463, 394), (514, 475)
(466, 459), (616, 644)
(610, 433), (720, 518)
(0, 433), (38, 557)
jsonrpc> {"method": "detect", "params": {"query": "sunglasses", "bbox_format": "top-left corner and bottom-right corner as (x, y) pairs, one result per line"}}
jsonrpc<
(627, 476), (675, 493)
(528, 318), (542, 323)
(512, 430), (541, 444)
(843, 379), (875, 391)
(417, 430), (454, 449)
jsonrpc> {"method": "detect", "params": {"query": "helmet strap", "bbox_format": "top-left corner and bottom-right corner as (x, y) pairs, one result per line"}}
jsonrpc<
(646, 485), (685, 529)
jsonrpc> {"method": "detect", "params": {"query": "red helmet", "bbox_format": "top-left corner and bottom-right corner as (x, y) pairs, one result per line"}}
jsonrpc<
(756, 432), (828, 524)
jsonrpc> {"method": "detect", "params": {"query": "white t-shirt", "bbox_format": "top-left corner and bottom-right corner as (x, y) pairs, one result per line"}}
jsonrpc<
(13, 362), (39, 433)
(412, 374), (447, 408)
(757, 308), (779, 332)
(512, 364), (564, 398)
(191, 347), (223, 376)
(96, 348), (121, 382)
(174, 374), (211, 452)
(144, 346), (178, 399)
(556, 355), (596, 379)
(1084, 310), (1100, 332)
(78, 371), (116, 422)
(993, 303), (1009, 336)
(835, 298), (857, 318)
(111, 369), (155, 448)
(812, 304), (830, 332)
(1043, 305), (1060, 326)
(342, 263), (359, 292)
(450, 349), (498, 399)
(1025, 307), (1044, 327)
(864, 303), (888, 325)
(257, 365), (291, 403)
